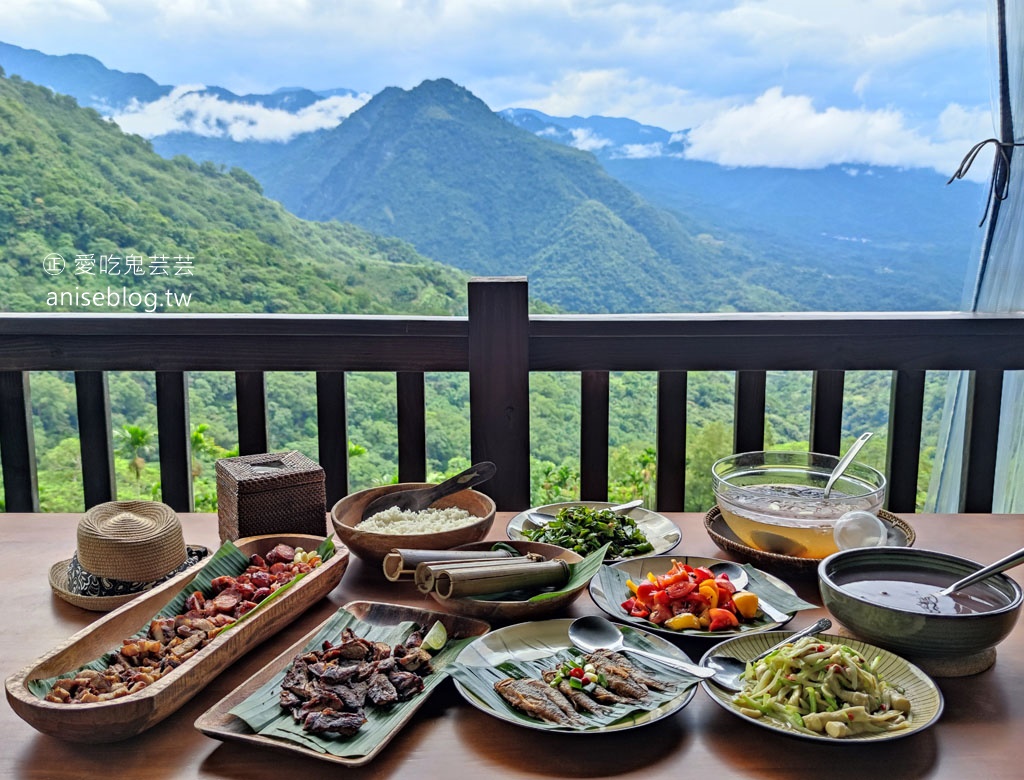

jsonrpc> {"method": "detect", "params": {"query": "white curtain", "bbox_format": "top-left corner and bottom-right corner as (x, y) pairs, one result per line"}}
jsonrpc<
(927, 0), (1024, 511)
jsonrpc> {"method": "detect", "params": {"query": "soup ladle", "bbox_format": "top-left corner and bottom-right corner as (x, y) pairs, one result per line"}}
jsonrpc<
(823, 432), (873, 498)
(936, 546), (1024, 596)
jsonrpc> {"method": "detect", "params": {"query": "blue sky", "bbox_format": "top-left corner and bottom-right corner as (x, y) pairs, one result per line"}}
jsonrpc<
(0, 0), (996, 175)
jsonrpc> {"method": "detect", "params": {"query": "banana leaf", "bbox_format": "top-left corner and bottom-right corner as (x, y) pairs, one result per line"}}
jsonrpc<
(450, 542), (609, 603)
(228, 609), (474, 758)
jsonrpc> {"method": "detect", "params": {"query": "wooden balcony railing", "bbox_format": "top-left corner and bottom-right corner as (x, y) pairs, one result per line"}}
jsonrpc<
(2, 277), (1024, 514)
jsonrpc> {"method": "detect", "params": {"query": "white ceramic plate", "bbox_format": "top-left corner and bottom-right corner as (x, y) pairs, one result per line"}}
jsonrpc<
(699, 631), (944, 743)
(451, 618), (699, 733)
(589, 554), (798, 638)
(506, 501), (681, 561)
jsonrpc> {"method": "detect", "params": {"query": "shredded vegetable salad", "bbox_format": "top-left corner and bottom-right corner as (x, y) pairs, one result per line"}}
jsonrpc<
(732, 636), (912, 738)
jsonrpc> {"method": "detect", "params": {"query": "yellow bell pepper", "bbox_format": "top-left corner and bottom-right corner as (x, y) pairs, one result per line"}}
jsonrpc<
(625, 578), (639, 595)
(664, 612), (701, 631)
(732, 590), (760, 619)
(698, 581), (719, 609)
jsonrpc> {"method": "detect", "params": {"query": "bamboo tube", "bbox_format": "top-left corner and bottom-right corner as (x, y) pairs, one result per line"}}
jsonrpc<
(382, 548), (518, 581)
(414, 557), (548, 593)
(432, 559), (570, 599)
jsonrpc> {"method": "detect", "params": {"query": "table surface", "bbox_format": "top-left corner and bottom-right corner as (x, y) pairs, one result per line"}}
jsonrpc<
(3, 512), (1023, 780)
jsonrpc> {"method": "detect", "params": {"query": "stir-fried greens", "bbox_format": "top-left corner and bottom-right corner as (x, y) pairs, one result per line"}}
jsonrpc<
(732, 635), (912, 738)
(522, 506), (654, 558)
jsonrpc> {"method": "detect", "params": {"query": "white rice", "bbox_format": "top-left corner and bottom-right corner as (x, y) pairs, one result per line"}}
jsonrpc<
(356, 506), (477, 534)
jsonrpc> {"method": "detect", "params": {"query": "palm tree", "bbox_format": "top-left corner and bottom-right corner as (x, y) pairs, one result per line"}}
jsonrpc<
(116, 424), (154, 496)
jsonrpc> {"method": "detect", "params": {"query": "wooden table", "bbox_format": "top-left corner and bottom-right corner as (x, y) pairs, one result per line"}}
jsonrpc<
(3, 512), (1023, 779)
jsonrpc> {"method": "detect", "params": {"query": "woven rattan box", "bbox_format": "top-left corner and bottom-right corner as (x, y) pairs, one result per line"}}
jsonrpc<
(215, 451), (327, 541)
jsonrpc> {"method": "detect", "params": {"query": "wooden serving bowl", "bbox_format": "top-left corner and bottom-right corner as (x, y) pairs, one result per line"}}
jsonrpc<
(5, 534), (349, 743)
(426, 540), (585, 623)
(331, 483), (496, 564)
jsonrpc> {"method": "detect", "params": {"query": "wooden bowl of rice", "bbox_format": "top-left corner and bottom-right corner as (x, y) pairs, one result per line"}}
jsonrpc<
(331, 483), (496, 563)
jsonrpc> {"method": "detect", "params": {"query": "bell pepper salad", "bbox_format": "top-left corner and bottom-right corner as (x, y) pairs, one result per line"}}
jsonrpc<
(619, 559), (761, 631)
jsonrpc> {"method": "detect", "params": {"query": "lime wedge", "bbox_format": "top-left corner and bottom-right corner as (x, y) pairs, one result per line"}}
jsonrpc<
(421, 620), (448, 652)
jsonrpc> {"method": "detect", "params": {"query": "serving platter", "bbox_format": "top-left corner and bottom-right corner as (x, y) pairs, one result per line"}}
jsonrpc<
(5, 533), (349, 742)
(704, 506), (916, 578)
(699, 630), (944, 743)
(195, 601), (490, 766)
(506, 501), (681, 560)
(589, 554), (810, 638)
(449, 618), (700, 733)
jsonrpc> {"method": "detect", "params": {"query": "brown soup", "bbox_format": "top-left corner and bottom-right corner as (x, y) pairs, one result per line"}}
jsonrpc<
(835, 570), (1007, 615)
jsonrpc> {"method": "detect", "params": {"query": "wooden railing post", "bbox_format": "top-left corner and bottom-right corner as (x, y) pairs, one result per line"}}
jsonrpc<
(656, 371), (687, 511)
(156, 371), (194, 512)
(75, 371), (116, 508)
(316, 372), (348, 508)
(235, 371), (269, 455)
(810, 370), (845, 456)
(580, 371), (609, 501)
(887, 369), (925, 512)
(0, 371), (38, 511)
(734, 371), (766, 453)
(468, 277), (530, 510)
(397, 372), (427, 483)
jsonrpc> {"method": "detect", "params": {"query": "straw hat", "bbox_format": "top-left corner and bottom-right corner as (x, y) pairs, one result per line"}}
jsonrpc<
(49, 500), (208, 611)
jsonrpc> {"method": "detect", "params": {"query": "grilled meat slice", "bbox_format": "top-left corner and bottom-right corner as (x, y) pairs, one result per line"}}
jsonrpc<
(366, 672), (399, 706)
(303, 708), (367, 737)
(387, 669), (426, 701)
(494, 678), (586, 727)
(395, 646), (434, 674)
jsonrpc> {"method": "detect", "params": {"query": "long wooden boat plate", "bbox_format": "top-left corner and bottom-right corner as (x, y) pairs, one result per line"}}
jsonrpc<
(5, 533), (349, 742)
(194, 600), (491, 766)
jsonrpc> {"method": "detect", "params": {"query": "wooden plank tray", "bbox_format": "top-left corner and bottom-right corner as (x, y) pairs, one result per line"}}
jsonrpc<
(5, 533), (349, 742)
(194, 600), (490, 766)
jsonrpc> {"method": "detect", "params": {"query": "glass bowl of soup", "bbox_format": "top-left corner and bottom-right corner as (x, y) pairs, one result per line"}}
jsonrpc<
(712, 451), (886, 560)
(818, 547), (1022, 658)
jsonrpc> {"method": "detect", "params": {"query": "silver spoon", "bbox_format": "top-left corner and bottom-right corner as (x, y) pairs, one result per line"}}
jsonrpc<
(703, 618), (833, 692)
(567, 615), (716, 679)
(708, 561), (790, 623)
(936, 546), (1024, 596)
(523, 499), (644, 531)
(823, 432), (873, 498)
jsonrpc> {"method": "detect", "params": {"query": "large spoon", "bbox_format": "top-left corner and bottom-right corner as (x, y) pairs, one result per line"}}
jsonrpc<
(360, 461), (497, 520)
(567, 615), (716, 679)
(823, 432), (873, 498)
(936, 546), (1024, 596)
(523, 498), (645, 531)
(702, 618), (833, 692)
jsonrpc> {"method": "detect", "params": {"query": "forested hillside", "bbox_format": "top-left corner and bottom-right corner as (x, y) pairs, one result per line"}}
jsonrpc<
(0, 70), (467, 316)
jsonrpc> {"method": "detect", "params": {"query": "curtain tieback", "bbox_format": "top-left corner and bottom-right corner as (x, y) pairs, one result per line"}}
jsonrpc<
(947, 138), (1024, 226)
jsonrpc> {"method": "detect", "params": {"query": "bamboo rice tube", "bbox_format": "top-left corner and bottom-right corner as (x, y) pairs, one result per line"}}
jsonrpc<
(414, 556), (548, 593)
(429, 559), (571, 599)
(382, 547), (518, 581)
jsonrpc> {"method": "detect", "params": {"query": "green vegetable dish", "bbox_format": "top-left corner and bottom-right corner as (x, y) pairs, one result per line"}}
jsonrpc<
(732, 635), (912, 738)
(522, 506), (654, 559)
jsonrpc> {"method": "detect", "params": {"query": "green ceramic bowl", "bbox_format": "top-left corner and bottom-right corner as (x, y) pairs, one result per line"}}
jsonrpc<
(818, 547), (1022, 658)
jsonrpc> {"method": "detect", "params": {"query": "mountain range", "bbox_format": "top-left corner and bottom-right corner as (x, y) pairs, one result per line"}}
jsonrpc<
(0, 40), (986, 314)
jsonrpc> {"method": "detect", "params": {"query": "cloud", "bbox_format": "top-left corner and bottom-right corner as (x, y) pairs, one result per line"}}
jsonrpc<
(111, 84), (370, 141)
(613, 143), (668, 160)
(568, 128), (612, 152)
(683, 87), (992, 178)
